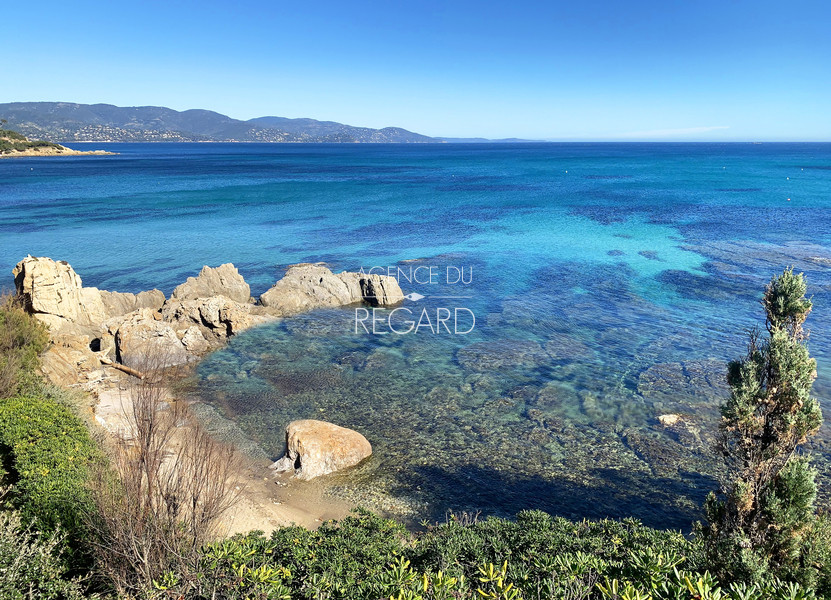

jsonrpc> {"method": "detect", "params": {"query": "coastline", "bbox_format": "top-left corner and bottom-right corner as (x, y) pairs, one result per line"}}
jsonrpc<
(14, 256), (405, 534)
(93, 381), (354, 534)
(0, 147), (116, 158)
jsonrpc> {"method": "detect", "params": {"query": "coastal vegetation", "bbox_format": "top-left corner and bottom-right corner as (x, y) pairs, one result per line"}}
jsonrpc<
(0, 127), (63, 155)
(700, 268), (831, 589)
(0, 272), (828, 598)
(0, 123), (114, 156)
(0, 295), (98, 595)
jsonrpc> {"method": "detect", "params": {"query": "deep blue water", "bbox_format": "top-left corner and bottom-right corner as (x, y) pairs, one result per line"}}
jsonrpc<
(3, 142), (831, 528)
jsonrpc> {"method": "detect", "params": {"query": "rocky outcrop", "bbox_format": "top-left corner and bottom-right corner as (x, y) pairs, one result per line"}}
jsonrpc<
(12, 256), (164, 332)
(12, 256), (409, 387)
(270, 419), (372, 480)
(13, 256), (108, 330)
(39, 334), (104, 387)
(160, 296), (259, 341)
(259, 264), (404, 314)
(171, 263), (251, 304)
(354, 272), (406, 307)
(11, 257), (253, 384)
(181, 326), (210, 355)
(113, 309), (190, 369)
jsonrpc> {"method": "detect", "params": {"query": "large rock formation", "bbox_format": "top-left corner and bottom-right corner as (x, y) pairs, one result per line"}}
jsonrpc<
(270, 419), (372, 480)
(12, 256), (410, 388)
(113, 309), (190, 369)
(12, 257), (170, 384)
(13, 256), (107, 330)
(259, 264), (404, 314)
(12, 256), (164, 332)
(358, 272), (406, 307)
(171, 263), (251, 304)
(160, 295), (259, 343)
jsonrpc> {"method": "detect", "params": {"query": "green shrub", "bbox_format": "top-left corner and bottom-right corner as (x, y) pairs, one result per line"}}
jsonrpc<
(0, 394), (100, 548)
(701, 269), (829, 591)
(412, 511), (692, 580)
(0, 295), (49, 398)
(152, 507), (824, 599)
(158, 508), (819, 599)
(0, 128), (62, 154)
(0, 128), (28, 141)
(0, 505), (92, 599)
(168, 509), (408, 598)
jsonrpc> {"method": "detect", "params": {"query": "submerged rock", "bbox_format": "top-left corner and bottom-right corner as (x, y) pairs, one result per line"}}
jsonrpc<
(545, 333), (593, 362)
(657, 413), (682, 427)
(622, 428), (688, 476)
(270, 419), (372, 480)
(637, 359), (727, 402)
(638, 250), (662, 261)
(457, 339), (548, 372)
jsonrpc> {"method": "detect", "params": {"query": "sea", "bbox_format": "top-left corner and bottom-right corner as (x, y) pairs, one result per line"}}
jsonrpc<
(2, 142), (831, 529)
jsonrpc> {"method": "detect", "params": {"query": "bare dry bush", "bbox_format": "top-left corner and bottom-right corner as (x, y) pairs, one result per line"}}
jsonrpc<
(87, 350), (242, 596)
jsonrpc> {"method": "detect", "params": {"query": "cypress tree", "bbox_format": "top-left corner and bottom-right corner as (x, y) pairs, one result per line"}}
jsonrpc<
(703, 268), (824, 583)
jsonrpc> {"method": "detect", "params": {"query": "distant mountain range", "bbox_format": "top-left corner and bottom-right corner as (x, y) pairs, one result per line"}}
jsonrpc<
(0, 102), (533, 144)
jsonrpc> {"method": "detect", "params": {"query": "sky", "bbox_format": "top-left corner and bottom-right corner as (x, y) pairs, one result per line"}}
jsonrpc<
(3, 0), (831, 140)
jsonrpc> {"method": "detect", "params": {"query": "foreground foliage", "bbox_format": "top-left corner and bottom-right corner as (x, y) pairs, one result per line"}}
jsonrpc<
(0, 394), (99, 546)
(0, 489), (93, 600)
(0, 295), (101, 584)
(0, 294), (99, 545)
(151, 509), (822, 600)
(87, 362), (242, 598)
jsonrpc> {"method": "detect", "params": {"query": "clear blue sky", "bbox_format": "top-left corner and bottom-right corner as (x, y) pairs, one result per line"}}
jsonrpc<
(4, 0), (830, 140)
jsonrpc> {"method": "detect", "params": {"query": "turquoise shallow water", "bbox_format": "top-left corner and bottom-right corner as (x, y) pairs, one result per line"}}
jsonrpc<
(2, 142), (831, 528)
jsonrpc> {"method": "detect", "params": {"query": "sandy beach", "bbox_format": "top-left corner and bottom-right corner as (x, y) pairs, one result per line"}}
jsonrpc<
(92, 379), (354, 536)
